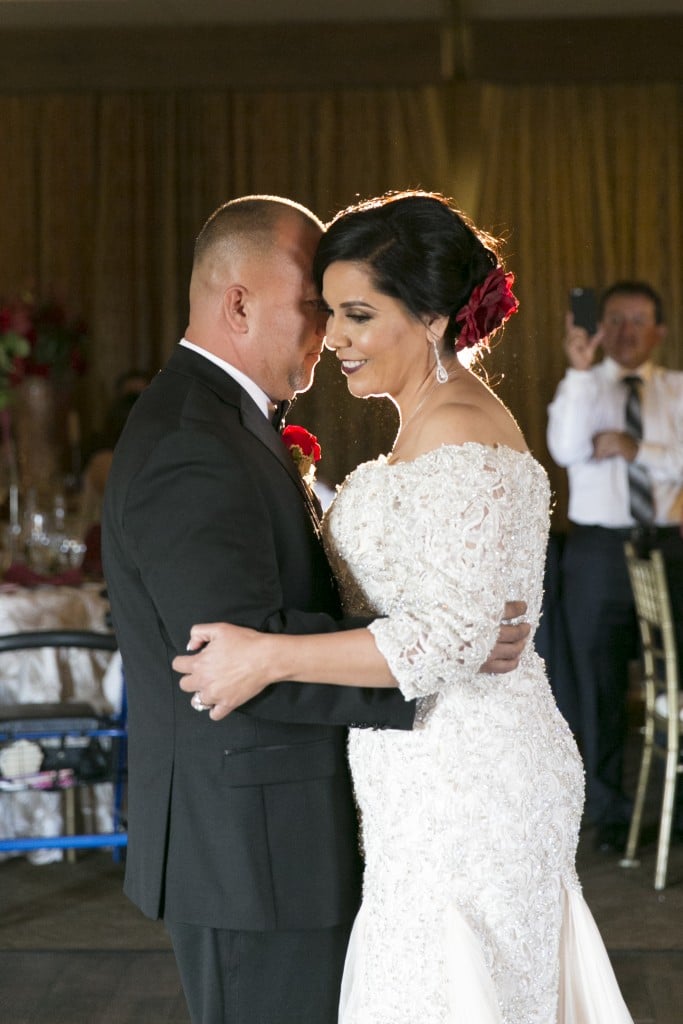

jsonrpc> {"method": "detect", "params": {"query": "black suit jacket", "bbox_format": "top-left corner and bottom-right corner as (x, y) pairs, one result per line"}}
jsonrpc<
(102, 345), (414, 930)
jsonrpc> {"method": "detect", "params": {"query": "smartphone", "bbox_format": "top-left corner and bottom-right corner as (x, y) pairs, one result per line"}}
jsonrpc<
(569, 287), (598, 335)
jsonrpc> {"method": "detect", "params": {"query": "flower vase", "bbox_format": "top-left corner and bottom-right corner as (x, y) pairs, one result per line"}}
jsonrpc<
(13, 376), (63, 499)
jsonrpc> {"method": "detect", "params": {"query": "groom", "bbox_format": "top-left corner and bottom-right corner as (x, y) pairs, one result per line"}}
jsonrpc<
(102, 195), (529, 1024)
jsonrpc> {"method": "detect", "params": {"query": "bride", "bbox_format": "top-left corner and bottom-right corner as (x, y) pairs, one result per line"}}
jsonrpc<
(172, 191), (633, 1023)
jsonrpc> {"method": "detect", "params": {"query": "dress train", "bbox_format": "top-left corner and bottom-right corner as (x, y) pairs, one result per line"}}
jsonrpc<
(558, 887), (632, 1023)
(338, 885), (633, 1023)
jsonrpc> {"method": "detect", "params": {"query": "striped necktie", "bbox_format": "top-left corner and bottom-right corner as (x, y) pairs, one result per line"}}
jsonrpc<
(622, 375), (654, 524)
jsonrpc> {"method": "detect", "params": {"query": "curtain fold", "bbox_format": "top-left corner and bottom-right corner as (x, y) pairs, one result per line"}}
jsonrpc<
(0, 82), (681, 500)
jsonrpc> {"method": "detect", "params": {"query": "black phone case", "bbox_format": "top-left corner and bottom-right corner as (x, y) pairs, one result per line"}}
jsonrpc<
(569, 287), (598, 334)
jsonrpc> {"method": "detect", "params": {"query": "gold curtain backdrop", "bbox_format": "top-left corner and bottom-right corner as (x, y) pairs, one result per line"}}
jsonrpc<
(0, 82), (681, 521)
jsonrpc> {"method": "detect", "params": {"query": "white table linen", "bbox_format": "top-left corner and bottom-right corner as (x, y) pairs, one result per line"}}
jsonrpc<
(0, 582), (117, 863)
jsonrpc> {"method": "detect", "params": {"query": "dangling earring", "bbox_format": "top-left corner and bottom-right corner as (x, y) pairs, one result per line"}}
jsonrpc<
(432, 339), (449, 384)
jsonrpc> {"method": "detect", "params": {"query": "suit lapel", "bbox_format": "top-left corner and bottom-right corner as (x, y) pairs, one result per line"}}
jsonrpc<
(165, 346), (322, 536)
(240, 397), (323, 537)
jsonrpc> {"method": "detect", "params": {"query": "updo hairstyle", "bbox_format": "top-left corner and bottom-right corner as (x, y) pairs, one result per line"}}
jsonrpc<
(313, 191), (503, 352)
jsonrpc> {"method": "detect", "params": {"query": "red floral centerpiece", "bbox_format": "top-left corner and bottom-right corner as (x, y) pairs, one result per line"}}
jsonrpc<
(0, 295), (87, 397)
(0, 295), (88, 494)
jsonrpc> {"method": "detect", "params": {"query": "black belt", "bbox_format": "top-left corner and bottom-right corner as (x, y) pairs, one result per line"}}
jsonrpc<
(572, 523), (681, 541)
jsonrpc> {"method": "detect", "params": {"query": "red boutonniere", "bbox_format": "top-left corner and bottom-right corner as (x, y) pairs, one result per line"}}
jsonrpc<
(282, 425), (322, 485)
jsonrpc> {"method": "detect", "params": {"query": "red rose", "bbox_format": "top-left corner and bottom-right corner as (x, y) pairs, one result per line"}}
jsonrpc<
(282, 425), (322, 482)
(282, 425), (321, 463)
(454, 267), (519, 351)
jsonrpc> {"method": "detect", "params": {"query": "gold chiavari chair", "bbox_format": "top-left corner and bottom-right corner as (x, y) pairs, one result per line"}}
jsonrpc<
(620, 543), (682, 890)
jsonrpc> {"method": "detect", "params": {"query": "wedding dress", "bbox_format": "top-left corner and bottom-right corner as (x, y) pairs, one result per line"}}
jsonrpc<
(323, 444), (633, 1024)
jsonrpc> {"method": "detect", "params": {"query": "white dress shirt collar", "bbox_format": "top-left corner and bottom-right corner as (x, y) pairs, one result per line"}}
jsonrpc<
(602, 355), (654, 384)
(179, 338), (272, 419)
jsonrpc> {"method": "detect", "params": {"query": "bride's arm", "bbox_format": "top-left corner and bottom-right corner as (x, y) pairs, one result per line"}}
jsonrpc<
(173, 606), (530, 721)
(174, 624), (394, 719)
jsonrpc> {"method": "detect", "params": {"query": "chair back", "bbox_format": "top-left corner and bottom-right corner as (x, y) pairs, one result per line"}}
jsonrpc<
(0, 629), (118, 653)
(623, 543), (680, 745)
(0, 629), (126, 857)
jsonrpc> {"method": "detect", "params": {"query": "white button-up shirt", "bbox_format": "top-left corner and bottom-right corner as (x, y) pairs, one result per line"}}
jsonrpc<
(547, 356), (683, 527)
(179, 338), (272, 420)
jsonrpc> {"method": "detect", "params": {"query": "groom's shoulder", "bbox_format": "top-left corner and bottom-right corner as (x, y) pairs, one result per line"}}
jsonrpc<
(140, 353), (242, 432)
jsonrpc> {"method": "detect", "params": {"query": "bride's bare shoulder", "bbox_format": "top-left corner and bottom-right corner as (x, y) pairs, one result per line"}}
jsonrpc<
(420, 399), (527, 454)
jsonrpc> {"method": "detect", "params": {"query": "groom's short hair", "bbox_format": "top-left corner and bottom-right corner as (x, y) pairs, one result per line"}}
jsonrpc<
(194, 195), (322, 269)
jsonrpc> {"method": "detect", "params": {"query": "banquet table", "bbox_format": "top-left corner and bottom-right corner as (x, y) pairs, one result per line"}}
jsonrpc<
(0, 581), (120, 863)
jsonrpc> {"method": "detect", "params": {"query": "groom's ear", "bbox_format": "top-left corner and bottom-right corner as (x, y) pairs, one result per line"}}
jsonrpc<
(222, 284), (250, 334)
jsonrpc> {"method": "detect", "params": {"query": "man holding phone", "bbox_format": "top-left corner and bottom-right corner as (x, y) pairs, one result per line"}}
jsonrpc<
(547, 280), (683, 853)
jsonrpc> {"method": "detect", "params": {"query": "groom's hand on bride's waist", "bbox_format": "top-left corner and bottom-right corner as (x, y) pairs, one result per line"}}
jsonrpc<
(479, 601), (530, 674)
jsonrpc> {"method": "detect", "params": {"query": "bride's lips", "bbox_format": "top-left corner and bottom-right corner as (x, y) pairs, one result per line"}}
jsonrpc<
(340, 359), (367, 376)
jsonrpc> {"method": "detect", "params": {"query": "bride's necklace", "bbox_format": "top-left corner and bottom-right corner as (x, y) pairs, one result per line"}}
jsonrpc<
(397, 369), (458, 437)
(392, 368), (458, 458)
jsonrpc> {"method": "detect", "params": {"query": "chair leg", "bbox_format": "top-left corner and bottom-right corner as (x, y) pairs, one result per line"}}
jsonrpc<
(654, 754), (678, 890)
(620, 734), (653, 868)
(64, 787), (77, 865)
(112, 737), (127, 831)
(110, 736), (127, 863)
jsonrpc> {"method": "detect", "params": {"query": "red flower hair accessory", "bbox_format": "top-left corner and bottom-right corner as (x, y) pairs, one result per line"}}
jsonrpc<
(282, 425), (322, 484)
(454, 267), (519, 351)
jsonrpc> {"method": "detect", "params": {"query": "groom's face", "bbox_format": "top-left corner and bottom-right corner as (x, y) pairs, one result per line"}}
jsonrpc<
(248, 214), (327, 401)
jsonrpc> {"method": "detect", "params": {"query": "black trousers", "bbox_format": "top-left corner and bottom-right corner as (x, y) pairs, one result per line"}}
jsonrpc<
(165, 918), (352, 1024)
(536, 531), (581, 737)
(560, 524), (683, 826)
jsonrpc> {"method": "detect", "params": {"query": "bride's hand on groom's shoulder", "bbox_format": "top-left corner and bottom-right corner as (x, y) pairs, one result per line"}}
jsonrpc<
(173, 622), (274, 720)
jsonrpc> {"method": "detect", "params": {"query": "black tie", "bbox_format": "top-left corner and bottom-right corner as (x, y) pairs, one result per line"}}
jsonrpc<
(622, 375), (654, 524)
(269, 400), (290, 432)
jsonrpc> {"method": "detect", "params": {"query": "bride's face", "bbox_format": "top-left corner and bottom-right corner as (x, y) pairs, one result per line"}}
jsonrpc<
(322, 261), (428, 400)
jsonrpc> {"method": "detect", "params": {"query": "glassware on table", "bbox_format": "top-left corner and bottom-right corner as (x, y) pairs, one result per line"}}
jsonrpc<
(52, 532), (87, 569)
(25, 508), (54, 572)
(49, 491), (87, 569)
(11, 485), (88, 576)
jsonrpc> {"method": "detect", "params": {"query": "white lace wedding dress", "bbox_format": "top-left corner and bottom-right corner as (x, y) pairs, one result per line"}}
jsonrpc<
(323, 444), (633, 1024)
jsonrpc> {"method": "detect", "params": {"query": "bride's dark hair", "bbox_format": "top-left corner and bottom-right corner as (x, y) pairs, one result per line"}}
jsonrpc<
(313, 190), (504, 352)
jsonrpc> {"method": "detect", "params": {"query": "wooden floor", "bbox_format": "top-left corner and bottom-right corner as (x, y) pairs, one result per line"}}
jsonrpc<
(1, 733), (682, 1023)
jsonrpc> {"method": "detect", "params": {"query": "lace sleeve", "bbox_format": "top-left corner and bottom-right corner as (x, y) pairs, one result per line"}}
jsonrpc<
(366, 455), (515, 701)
